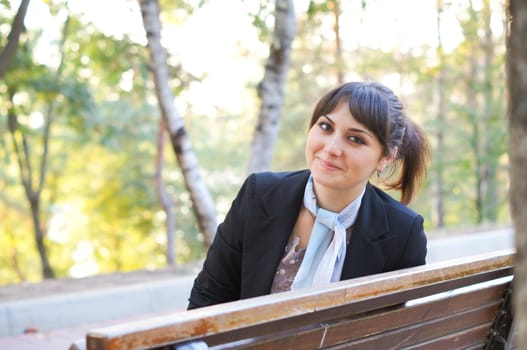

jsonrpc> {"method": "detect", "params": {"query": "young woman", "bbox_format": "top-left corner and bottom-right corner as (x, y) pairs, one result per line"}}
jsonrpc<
(187, 81), (430, 309)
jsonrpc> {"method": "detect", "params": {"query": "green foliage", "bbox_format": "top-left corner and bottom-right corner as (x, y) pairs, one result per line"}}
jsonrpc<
(243, 0), (275, 42)
(161, 0), (206, 23)
(0, 0), (511, 284)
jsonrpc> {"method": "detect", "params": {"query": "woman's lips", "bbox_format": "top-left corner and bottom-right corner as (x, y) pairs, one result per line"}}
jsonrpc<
(318, 157), (341, 170)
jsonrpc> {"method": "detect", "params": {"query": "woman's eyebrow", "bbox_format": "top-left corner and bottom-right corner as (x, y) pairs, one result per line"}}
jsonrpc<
(323, 115), (372, 137)
(322, 115), (334, 124)
(349, 127), (372, 137)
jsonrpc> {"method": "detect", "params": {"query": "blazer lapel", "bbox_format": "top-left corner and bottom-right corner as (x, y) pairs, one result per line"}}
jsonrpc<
(241, 170), (310, 298)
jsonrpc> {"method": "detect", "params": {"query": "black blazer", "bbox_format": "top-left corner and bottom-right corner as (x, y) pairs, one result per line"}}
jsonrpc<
(188, 170), (427, 309)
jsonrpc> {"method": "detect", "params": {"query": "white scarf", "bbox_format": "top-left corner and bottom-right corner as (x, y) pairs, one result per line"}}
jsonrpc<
(291, 176), (365, 289)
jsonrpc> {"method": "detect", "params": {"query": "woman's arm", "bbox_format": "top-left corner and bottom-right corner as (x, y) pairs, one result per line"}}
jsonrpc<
(187, 175), (254, 309)
(398, 214), (427, 268)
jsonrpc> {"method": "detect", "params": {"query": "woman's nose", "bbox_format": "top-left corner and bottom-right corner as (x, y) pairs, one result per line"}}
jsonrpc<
(324, 135), (343, 156)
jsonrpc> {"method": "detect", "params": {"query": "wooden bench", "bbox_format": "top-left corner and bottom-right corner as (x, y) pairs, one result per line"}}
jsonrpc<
(70, 249), (515, 350)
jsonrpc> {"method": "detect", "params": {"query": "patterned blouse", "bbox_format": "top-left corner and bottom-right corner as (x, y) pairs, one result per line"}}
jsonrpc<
(270, 227), (353, 293)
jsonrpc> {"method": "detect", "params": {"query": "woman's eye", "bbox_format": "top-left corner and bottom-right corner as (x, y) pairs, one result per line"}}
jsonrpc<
(348, 135), (365, 145)
(318, 121), (332, 132)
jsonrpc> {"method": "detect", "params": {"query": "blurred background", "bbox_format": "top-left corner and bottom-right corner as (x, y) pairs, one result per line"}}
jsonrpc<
(0, 0), (510, 285)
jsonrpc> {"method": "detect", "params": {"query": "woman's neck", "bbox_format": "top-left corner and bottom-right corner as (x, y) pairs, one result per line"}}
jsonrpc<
(314, 183), (366, 213)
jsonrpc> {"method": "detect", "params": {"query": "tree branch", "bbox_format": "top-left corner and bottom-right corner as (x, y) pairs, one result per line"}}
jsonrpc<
(0, 0), (31, 78)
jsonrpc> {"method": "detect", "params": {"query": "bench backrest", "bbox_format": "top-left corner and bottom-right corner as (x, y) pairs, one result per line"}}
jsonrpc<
(81, 249), (515, 350)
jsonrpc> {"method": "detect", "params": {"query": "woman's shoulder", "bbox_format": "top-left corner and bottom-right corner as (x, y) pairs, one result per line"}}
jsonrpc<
(250, 169), (310, 184)
(247, 170), (310, 198)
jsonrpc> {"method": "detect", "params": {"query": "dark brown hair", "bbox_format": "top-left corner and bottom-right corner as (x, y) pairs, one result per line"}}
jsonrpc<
(309, 81), (430, 205)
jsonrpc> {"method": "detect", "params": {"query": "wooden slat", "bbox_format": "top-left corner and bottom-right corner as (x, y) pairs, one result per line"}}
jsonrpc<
(327, 303), (500, 349)
(208, 323), (325, 350)
(86, 249), (514, 350)
(402, 323), (491, 350)
(321, 282), (509, 347)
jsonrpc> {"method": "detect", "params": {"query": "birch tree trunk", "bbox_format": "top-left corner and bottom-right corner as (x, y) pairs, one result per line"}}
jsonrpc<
(139, 0), (217, 247)
(433, 0), (446, 228)
(506, 0), (527, 348)
(246, 0), (296, 175)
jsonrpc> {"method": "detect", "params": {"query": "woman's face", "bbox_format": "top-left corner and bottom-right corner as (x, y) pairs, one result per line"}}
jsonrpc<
(306, 100), (388, 200)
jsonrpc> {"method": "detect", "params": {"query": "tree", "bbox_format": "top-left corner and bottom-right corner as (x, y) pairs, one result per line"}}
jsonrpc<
(155, 118), (176, 265)
(246, 0), (296, 174)
(480, 0), (501, 222)
(0, 0), (30, 78)
(459, 0), (506, 224)
(139, 0), (217, 246)
(5, 13), (75, 279)
(7, 86), (57, 278)
(432, 0), (446, 228)
(506, 0), (527, 347)
(330, 0), (343, 85)
(424, 0), (507, 227)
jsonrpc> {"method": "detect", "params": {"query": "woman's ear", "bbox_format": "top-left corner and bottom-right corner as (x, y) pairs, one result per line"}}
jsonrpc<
(388, 146), (399, 162)
(377, 147), (398, 173)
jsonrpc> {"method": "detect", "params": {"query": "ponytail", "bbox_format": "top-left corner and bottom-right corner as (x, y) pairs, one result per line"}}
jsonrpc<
(384, 118), (430, 205)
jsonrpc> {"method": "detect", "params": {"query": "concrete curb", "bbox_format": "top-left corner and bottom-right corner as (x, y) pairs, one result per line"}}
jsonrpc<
(426, 228), (514, 263)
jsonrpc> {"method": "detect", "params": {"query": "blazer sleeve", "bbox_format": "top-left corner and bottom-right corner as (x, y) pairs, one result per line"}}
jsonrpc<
(397, 213), (427, 268)
(187, 175), (254, 309)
